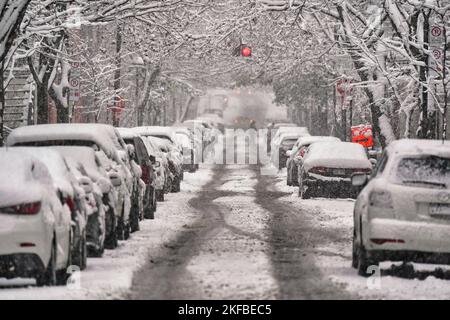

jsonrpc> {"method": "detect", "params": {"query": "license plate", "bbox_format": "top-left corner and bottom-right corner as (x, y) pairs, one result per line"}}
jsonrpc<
(333, 169), (346, 176)
(429, 204), (450, 215)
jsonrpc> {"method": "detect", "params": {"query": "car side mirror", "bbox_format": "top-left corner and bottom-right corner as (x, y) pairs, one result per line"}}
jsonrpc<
(126, 144), (135, 159)
(351, 173), (369, 187)
(109, 172), (122, 187)
(79, 176), (93, 194)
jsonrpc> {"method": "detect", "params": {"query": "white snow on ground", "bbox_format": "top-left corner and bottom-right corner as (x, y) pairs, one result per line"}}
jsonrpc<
(185, 171), (278, 299)
(275, 170), (450, 300)
(217, 166), (257, 192)
(0, 166), (213, 300)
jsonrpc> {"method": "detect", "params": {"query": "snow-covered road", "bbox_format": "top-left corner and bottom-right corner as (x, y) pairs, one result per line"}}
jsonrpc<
(3, 162), (450, 299)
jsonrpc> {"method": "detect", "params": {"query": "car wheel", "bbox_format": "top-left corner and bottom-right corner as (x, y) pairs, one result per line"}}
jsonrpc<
(156, 189), (164, 202)
(104, 209), (118, 249)
(124, 222), (131, 240)
(298, 178), (310, 199)
(36, 241), (57, 287)
(117, 216), (125, 241)
(130, 206), (140, 233)
(72, 230), (86, 270)
(172, 178), (181, 193)
(357, 244), (377, 277)
(352, 230), (358, 269)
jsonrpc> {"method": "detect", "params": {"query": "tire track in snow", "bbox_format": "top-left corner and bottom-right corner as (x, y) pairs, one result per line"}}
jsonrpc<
(254, 168), (358, 299)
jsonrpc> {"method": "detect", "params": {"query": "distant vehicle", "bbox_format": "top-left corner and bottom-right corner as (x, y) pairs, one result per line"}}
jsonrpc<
(352, 139), (450, 276)
(151, 136), (183, 193)
(204, 108), (223, 118)
(51, 146), (114, 257)
(271, 128), (311, 169)
(298, 141), (372, 199)
(174, 127), (198, 172)
(0, 150), (73, 286)
(138, 135), (167, 202)
(286, 136), (341, 186)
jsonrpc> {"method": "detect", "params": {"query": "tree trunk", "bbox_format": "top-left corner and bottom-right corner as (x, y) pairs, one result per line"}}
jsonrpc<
(113, 23), (122, 127)
(36, 84), (49, 124)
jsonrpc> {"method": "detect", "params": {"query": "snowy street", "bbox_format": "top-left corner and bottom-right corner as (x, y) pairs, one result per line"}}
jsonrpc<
(3, 157), (450, 300)
(1, 1), (450, 302)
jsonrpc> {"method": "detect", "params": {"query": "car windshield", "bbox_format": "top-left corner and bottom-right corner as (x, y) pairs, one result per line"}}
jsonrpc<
(396, 156), (450, 189)
(281, 139), (297, 147)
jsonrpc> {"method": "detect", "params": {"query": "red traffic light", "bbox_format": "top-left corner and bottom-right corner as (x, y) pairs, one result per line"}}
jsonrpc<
(241, 46), (252, 57)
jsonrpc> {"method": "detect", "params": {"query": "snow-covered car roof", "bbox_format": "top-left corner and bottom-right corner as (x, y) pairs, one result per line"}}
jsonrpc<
(6, 123), (120, 160)
(303, 142), (371, 171)
(51, 146), (107, 183)
(278, 131), (310, 142)
(296, 136), (341, 148)
(274, 123), (296, 129)
(116, 127), (139, 140)
(11, 147), (76, 197)
(0, 149), (53, 207)
(387, 139), (450, 158)
(277, 126), (309, 134)
(133, 126), (176, 143)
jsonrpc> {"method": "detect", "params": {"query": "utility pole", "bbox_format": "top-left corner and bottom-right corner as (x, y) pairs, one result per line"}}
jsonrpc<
(418, 10), (432, 138)
(113, 22), (122, 127)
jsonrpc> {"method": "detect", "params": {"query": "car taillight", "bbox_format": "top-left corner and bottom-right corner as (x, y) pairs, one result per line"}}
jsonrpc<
(309, 167), (327, 174)
(0, 202), (41, 215)
(65, 196), (75, 212)
(297, 149), (306, 157)
(141, 165), (150, 185)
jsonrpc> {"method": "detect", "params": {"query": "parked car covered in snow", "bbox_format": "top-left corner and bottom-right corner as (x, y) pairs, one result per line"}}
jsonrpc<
(51, 146), (113, 257)
(11, 147), (88, 271)
(139, 135), (168, 202)
(151, 136), (183, 193)
(271, 128), (311, 169)
(6, 124), (133, 248)
(117, 128), (157, 221)
(298, 141), (372, 199)
(286, 136), (341, 186)
(174, 127), (198, 172)
(352, 139), (450, 276)
(0, 150), (73, 286)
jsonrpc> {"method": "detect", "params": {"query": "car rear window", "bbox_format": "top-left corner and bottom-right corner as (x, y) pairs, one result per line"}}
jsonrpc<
(396, 156), (450, 188)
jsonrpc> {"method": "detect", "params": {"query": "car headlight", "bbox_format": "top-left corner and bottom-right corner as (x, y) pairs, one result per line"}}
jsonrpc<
(369, 190), (393, 209)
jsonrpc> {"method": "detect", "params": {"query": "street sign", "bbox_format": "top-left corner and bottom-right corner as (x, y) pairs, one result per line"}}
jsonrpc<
(430, 25), (444, 47)
(69, 60), (81, 102)
(429, 48), (444, 79)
